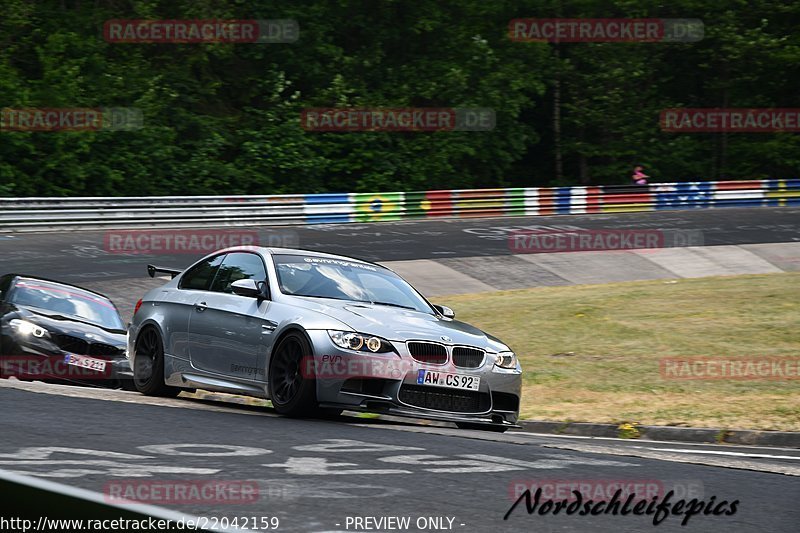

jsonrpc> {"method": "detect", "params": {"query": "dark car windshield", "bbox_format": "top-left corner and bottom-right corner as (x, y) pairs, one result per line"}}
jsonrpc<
(273, 254), (433, 314)
(10, 279), (124, 330)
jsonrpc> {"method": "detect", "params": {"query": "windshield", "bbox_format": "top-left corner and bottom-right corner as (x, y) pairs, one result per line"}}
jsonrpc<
(273, 254), (433, 314)
(10, 279), (124, 330)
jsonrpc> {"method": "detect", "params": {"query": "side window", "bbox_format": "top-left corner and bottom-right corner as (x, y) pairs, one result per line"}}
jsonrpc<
(179, 254), (226, 291)
(0, 275), (12, 301)
(209, 252), (268, 294)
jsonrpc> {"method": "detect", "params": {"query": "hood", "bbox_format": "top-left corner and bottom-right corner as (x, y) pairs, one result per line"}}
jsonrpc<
(10, 305), (126, 346)
(283, 296), (509, 351)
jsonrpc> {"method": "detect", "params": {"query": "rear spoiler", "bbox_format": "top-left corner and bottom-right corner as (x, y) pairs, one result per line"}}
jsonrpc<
(147, 264), (182, 279)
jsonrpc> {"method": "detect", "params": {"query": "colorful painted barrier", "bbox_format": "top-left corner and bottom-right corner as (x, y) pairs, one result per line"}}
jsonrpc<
(304, 179), (800, 223)
(1, 179), (798, 231)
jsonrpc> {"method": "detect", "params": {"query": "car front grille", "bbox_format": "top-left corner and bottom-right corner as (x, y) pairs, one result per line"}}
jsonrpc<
(87, 342), (123, 357)
(398, 384), (489, 413)
(452, 347), (485, 368)
(407, 342), (447, 364)
(52, 334), (89, 354)
(52, 334), (121, 357)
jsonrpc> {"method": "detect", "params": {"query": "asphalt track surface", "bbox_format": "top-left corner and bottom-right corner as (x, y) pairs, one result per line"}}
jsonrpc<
(1, 381), (798, 533)
(1, 207), (799, 532)
(1, 207), (799, 283)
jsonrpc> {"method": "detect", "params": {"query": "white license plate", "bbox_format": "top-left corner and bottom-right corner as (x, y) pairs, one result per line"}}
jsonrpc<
(64, 354), (107, 372)
(416, 370), (480, 391)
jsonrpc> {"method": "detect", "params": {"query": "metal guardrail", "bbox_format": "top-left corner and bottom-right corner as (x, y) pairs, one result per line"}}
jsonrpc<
(0, 179), (798, 232)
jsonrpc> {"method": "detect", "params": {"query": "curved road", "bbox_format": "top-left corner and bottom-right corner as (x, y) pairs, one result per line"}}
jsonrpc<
(1, 380), (798, 533)
(1, 207), (798, 283)
(1, 207), (799, 532)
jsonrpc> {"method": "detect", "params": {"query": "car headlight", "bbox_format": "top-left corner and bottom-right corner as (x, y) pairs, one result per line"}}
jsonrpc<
(327, 330), (395, 353)
(494, 351), (518, 369)
(9, 319), (49, 338)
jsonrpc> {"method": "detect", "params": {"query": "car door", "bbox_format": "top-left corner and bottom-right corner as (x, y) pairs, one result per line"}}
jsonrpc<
(187, 251), (275, 381)
(163, 253), (226, 360)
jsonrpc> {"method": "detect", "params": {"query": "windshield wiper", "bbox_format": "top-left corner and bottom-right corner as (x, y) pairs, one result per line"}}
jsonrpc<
(366, 301), (417, 311)
(293, 295), (418, 311)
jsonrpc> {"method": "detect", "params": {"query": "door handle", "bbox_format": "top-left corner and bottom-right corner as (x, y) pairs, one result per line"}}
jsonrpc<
(261, 321), (278, 333)
(195, 301), (207, 312)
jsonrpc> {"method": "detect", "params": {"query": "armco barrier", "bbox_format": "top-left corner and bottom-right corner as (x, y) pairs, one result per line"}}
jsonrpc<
(0, 179), (798, 232)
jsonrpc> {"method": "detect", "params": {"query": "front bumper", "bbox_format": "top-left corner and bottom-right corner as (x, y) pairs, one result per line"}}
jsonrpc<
(307, 330), (522, 427)
(1, 340), (132, 387)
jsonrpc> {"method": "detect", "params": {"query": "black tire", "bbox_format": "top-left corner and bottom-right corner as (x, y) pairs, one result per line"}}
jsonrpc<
(456, 422), (509, 433)
(268, 331), (318, 417)
(133, 327), (180, 397)
(120, 378), (138, 392)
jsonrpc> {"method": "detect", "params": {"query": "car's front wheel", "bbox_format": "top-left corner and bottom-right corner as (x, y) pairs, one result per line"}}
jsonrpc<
(133, 327), (180, 397)
(269, 331), (318, 417)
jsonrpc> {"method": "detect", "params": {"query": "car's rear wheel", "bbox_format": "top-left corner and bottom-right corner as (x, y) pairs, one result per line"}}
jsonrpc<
(456, 422), (509, 433)
(133, 327), (180, 397)
(269, 331), (317, 417)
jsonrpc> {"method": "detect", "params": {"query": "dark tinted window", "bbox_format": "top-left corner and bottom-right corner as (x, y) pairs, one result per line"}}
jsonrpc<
(0, 275), (12, 300)
(179, 254), (225, 291)
(209, 252), (268, 294)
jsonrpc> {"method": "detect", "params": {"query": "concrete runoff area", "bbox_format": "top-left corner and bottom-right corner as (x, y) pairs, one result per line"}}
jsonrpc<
(690, 245), (785, 274)
(80, 242), (800, 320)
(634, 245), (782, 278)
(378, 258), (494, 295)
(516, 250), (675, 285)
(437, 255), (572, 290)
(384, 242), (800, 296)
(739, 241), (800, 272)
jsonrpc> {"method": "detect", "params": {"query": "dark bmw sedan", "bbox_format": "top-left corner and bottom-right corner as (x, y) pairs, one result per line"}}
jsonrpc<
(0, 274), (131, 388)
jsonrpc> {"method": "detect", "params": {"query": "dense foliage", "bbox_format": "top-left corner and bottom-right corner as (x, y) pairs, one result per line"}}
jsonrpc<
(1, 0), (798, 196)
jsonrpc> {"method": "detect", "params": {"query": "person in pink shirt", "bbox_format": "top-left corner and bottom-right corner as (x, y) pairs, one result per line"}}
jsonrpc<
(632, 165), (649, 185)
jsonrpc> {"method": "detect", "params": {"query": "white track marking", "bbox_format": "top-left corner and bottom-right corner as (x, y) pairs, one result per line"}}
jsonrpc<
(541, 443), (800, 476)
(138, 444), (272, 457)
(262, 457), (411, 475)
(461, 453), (639, 468)
(0, 447), (151, 460)
(293, 439), (424, 453)
(644, 448), (800, 460)
(378, 454), (522, 473)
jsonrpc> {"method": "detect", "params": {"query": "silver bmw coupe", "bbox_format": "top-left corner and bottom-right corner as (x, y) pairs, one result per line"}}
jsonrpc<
(128, 247), (522, 431)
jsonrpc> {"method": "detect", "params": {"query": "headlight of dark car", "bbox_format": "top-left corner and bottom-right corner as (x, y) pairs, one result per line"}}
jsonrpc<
(494, 351), (518, 369)
(9, 319), (50, 339)
(327, 330), (395, 354)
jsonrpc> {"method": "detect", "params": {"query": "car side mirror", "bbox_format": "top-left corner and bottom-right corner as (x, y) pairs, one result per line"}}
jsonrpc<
(433, 304), (455, 319)
(231, 279), (267, 299)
